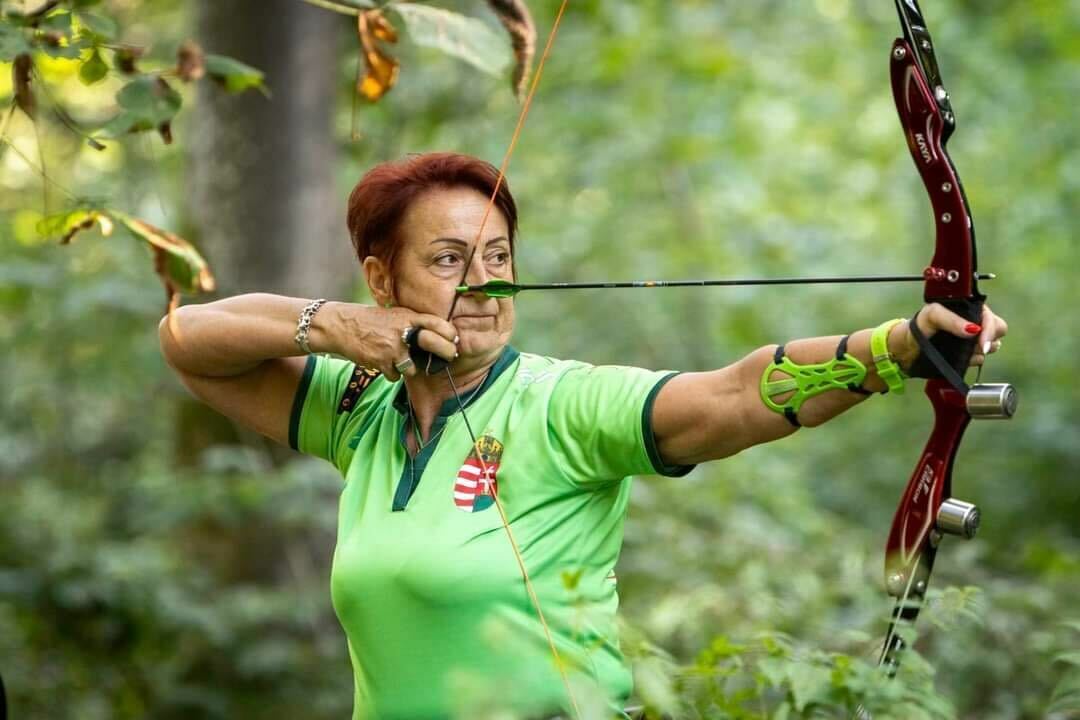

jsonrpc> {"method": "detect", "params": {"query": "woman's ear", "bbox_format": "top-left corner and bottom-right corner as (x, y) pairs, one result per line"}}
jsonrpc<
(363, 256), (394, 307)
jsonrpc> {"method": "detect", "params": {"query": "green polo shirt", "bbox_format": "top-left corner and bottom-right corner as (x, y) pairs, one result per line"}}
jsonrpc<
(289, 346), (692, 719)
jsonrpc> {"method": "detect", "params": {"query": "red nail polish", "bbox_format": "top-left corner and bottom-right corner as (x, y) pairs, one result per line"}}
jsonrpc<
(964, 323), (981, 334)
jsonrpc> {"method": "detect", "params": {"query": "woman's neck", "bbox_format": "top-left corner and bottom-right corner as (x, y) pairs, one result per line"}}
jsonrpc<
(403, 352), (497, 443)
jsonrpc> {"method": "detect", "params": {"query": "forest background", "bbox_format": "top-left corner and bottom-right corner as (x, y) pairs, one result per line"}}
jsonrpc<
(1, 0), (1078, 718)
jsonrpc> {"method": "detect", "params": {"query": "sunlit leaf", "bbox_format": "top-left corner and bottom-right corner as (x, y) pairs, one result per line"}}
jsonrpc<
(204, 53), (266, 95)
(35, 208), (114, 244)
(78, 47), (108, 84)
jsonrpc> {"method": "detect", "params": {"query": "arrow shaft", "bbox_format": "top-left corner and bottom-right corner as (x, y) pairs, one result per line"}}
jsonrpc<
(459, 273), (995, 295)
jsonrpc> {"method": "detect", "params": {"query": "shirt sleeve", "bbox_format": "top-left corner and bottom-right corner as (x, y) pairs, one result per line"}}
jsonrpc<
(288, 354), (382, 475)
(546, 363), (694, 486)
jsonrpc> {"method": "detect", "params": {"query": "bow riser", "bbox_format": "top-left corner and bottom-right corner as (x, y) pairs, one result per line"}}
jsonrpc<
(892, 31), (985, 382)
(880, 382), (971, 672)
(890, 38), (979, 304)
(883, 380), (969, 592)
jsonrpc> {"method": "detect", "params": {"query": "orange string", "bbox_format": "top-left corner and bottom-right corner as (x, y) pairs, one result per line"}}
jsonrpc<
(456, 1), (580, 716)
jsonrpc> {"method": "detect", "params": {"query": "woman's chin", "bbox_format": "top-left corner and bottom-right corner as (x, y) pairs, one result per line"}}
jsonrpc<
(455, 330), (510, 361)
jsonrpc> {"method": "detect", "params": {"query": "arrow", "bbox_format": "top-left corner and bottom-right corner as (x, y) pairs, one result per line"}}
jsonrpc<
(457, 273), (997, 298)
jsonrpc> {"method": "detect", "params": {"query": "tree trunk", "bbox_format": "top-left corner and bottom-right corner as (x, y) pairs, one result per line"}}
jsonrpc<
(179, 0), (353, 467)
(187, 0), (354, 300)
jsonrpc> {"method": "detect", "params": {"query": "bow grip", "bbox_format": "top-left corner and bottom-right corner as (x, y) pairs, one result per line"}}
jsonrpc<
(906, 296), (982, 384)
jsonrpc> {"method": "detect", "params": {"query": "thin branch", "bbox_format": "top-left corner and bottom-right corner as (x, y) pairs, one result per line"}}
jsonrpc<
(31, 64), (106, 150)
(0, 103), (16, 163)
(297, 0), (377, 17)
(33, 110), (48, 211)
(0, 127), (79, 202)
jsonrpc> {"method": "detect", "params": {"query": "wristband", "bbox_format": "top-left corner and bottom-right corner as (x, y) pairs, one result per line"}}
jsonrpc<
(294, 298), (327, 355)
(871, 318), (907, 394)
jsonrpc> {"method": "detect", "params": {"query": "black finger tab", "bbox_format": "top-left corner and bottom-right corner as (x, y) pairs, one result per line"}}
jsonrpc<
(405, 327), (449, 375)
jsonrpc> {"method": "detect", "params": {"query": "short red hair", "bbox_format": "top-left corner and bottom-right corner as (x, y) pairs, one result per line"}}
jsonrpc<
(346, 152), (519, 275)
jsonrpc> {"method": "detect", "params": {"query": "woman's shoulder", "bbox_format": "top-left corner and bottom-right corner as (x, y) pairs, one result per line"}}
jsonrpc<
(512, 351), (662, 394)
(513, 351), (594, 382)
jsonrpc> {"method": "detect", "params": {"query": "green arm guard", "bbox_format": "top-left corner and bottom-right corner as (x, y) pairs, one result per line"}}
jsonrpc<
(760, 336), (869, 427)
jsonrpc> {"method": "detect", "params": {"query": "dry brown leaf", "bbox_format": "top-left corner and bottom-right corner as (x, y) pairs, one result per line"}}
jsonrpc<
(485, 0), (536, 100)
(112, 211), (216, 298)
(13, 54), (34, 119)
(176, 39), (206, 82)
(356, 9), (399, 102)
(114, 46), (145, 74)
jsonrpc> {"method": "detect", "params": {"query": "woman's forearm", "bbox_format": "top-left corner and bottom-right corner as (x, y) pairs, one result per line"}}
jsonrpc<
(158, 293), (341, 377)
(656, 321), (924, 463)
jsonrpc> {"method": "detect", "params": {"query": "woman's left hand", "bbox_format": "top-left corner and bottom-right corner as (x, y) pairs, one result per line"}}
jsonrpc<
(892, 302), (1009, 371)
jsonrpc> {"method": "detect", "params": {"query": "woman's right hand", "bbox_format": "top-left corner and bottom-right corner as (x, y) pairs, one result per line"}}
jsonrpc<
(317, 303), (459, 381)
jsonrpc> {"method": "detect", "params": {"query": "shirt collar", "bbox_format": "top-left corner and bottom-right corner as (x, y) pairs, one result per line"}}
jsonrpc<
(391, 345), (520, 417)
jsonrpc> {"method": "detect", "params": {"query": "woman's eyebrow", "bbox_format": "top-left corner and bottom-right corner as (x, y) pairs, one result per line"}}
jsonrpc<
(431, 237), (469, 248)
(431, 236), (510, 247)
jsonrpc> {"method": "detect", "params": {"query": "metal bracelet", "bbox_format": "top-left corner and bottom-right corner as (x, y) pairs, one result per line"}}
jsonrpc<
(294, 298), (327, 355)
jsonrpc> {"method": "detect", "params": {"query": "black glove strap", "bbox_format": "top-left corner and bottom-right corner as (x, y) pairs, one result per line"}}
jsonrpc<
(907, 310), (970, 394)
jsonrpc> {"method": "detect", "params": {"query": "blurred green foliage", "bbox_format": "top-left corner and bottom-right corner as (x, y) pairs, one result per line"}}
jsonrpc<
(2, 0), (1079, 718)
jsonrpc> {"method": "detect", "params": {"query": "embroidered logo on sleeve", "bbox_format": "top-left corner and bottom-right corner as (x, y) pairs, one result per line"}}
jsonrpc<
(337, 366), (381, 414)
(453, 435), (503, 513)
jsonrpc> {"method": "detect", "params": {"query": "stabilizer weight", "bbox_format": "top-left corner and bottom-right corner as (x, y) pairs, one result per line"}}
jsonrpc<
(967, 383), (1017, 419)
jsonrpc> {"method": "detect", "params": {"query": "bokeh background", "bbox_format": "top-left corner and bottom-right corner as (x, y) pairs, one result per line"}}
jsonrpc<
(1, 0), (1078, 718)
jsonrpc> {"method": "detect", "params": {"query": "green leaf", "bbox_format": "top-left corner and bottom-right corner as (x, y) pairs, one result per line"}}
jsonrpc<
(0, 24), (31, 61)
(39, 11), (73, 34)
(1049, 673), (1080, 714)
(204, 54), (267, 95)
(75, 11), (118, 42)
(36, 37), (84, 59)
(115, 75), (182, 124)
(98, 110), (151, 138)
(78, 48), (108, 85)
(787, 662), (832, 712)
(389, 3), (509, 77)
(35, 209), (114, 243)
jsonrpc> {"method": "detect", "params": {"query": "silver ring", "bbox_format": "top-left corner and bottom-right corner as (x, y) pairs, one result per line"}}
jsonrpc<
(401, 326), (413, 346)
(394, 356), (415, 374)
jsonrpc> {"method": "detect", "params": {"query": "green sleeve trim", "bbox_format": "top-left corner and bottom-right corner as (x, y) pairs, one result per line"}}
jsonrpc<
(288, 354), (318, 451)
(642, 372), (695, 478)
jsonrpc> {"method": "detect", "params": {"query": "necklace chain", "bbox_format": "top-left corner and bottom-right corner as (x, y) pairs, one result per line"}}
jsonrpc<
(405, 366), (491, 458)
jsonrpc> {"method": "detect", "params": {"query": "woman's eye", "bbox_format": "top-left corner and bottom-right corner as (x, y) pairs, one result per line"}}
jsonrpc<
(435, 254), (460, 267)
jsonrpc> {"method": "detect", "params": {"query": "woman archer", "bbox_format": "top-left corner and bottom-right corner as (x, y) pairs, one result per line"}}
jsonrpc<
(159, 152), (1007, 719)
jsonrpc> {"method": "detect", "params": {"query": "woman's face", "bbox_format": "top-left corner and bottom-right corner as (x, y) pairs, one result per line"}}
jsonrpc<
(378, 185), (515, 361)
